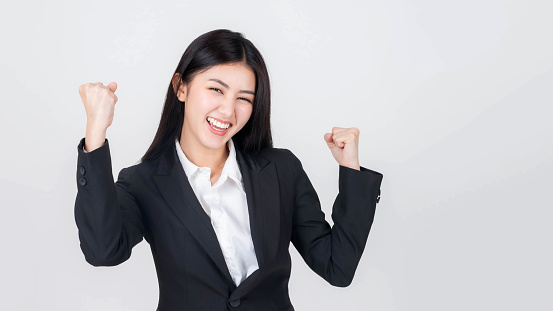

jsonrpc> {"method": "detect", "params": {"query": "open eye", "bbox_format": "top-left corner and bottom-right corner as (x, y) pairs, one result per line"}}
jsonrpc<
(210, 87), (222, 94)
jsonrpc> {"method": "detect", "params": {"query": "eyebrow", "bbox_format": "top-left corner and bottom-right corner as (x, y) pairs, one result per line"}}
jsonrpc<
(208, 79), (255, 96)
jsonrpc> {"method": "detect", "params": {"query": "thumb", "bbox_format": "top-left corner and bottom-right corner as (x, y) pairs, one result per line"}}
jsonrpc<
(324, 133), (333, 145)
(107, 81), (117, 93)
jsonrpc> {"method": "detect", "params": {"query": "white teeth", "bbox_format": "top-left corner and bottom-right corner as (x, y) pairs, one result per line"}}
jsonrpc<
(207, 117), (230, 130)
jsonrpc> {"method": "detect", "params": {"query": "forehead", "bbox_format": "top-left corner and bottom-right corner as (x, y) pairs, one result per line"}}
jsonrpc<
(195, 63), (256, 87)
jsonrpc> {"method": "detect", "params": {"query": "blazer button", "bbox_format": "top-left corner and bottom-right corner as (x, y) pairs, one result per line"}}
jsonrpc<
(376, 195), (380, 203)
(229, 298), (240, 307)
(79, 166), (86, 175)
(79, 177), (87, 186)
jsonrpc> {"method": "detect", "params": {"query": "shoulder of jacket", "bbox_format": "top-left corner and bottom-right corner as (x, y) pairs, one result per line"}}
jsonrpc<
(119, 159), (154, 180)
(258, 147), (298, 161)
(257, 147), (302, 174)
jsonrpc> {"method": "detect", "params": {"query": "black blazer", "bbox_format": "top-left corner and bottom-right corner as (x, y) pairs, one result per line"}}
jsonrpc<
(74, 137), (383, 311)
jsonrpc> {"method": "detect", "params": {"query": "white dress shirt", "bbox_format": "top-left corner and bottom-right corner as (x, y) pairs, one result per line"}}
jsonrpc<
(82, 138), (259, 286)
(174, 137), (259, 286)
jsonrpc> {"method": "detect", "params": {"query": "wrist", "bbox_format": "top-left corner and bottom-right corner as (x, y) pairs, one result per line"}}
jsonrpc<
(340, 162), (360, 171)
(86, 121), (107, 134)
(85, 124), (107, 152)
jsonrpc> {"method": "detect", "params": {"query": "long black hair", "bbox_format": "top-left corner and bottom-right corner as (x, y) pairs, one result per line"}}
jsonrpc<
(140, 29), (273, 163)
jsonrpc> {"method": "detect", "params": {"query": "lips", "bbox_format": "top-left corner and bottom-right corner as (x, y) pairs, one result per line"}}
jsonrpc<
(207, 116), (232, 128)
(206, 117), (231, 136)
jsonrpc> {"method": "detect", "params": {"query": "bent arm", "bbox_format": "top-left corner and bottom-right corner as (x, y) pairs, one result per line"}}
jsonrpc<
(289, 151), (383, 287)
(74, 137), (145, 267)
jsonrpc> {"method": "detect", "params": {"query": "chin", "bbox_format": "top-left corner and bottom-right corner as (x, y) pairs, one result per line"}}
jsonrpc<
(200, 134), (231, 149)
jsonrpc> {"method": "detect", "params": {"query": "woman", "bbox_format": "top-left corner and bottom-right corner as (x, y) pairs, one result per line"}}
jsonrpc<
(75, 29), (383, 311)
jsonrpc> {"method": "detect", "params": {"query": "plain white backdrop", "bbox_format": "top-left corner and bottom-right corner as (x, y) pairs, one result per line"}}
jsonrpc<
(1, 0), (551, 310)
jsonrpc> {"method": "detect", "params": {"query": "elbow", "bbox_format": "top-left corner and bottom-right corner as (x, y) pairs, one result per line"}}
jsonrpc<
(78, 229), (139, 267)
(307, 257), (357, 287)
(83, 253), (128, 267)
(84, 256), (110, 267)
(328, 276), (353, 288)
(80, 243), (130, 267)
(325, 268), (354, 287)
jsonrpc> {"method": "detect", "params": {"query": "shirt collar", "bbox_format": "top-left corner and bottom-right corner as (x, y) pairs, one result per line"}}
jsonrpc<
(174, 138), (244, 191)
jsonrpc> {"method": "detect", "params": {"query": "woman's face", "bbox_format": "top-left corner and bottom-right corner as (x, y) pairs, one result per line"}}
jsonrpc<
(175, 62), (256, 151)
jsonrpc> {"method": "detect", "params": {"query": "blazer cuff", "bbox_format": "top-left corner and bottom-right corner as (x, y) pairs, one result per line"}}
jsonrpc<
(77, 137), (112, 176)
(338, 164), (383, 203)
(78, 137), (108, 154)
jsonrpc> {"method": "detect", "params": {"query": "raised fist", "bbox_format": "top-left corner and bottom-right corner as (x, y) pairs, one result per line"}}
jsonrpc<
(79, 82), (118, 131)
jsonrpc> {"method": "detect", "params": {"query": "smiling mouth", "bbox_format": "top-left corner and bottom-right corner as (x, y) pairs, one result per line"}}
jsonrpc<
(206, 116), (232, 131)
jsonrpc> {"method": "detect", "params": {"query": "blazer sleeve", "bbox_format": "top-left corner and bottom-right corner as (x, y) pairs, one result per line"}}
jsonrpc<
(74, 137), (145, 267)
(288, 151), (383, 287)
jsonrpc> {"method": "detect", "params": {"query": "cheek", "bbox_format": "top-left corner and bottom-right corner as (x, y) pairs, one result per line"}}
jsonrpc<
(187, 96), (216, 116)
(238, 105), (253, 125)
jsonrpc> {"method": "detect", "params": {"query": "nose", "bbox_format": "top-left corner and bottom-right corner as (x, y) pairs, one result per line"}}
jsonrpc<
(217, 96), (236, 118)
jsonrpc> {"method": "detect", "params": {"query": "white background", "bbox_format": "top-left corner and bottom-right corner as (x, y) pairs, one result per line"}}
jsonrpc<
(1, 0), (552, 310)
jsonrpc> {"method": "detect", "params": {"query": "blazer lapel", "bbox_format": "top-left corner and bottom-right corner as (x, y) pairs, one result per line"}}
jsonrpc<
(152, 141), (281, 295)
(152, 144), (233, 283)
(231, 146), (281, 298)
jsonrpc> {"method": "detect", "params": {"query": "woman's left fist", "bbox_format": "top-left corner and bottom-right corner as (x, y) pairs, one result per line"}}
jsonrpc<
(323, 127), (360, 171)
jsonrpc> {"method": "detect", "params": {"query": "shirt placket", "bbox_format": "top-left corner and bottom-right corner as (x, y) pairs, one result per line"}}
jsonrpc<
(213, 190), (241, 285)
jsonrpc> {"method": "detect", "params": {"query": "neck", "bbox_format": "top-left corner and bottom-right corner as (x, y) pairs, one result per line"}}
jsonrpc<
(179, 134), (229, 171)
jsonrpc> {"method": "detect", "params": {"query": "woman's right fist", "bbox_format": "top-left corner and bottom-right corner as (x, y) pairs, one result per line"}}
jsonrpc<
(79, 82), (118, 131)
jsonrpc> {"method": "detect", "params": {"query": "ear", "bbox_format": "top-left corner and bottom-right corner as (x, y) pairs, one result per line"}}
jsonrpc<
(172, 73), (188, 102)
